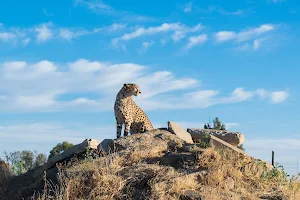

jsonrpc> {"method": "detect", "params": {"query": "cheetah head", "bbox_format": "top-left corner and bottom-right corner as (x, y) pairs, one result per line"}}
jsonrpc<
(123, 83), (141, 96)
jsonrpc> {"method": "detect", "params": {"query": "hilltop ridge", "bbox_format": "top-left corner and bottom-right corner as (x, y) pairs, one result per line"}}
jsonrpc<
(0, 126), (299, 200)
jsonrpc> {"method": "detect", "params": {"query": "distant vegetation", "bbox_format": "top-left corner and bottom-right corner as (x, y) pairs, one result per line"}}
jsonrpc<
(3, 150), (47, 175)
(204, 117), (226, 130)
(2, 141), (74, 175)
(49, 141), (74, 159)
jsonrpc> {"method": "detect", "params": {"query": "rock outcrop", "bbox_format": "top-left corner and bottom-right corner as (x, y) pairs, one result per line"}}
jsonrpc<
(168, 121), (194, 144)
(187, 128), (245, 146)
(46, 138), (100, 169)
(97, 129), (186, 155)
(209, 134), (247, 156)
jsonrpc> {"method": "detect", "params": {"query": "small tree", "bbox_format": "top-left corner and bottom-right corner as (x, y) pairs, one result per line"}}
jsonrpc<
(49, 141), (74, 159)
(207, 123), (211, 129)
(34, 153), (47, 167)
(20, 150), (34, 170)
(221, 123), (226, 130)
(204, 124), (208, 129)
(3, 150), (47, 175)
(213, 117), (222, 130)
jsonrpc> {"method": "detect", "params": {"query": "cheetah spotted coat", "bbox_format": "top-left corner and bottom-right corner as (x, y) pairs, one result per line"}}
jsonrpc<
(114, 83), (154, 138)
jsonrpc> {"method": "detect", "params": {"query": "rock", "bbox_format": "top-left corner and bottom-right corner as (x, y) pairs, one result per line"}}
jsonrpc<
(187, 128), (245, 146)
(97, 139), (115, 153)
(242, 158), (274, 178)
(46, 138), (100, 169)
(180, 190), (202, 200)
(109, 129), (185, 155)
(159, 152), (196, 167)
(209, 135), (247, 156)
(258, 190), (286, 200)
(158, 127), (168, 131)
(225, 177), (235, 190)
(168, 121), (194, 144)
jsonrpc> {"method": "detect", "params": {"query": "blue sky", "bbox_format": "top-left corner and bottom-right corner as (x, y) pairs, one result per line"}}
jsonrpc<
(0, 0), (299, 175)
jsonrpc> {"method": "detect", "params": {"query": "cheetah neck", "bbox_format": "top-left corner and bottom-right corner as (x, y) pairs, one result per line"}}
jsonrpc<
(116, 88), (133, 102)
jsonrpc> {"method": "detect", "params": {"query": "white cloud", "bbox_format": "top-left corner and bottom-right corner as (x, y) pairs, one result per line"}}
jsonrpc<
(0, 32), (16, 41)
(16, 94), (56, 108)
(218, 9), (244, 15)
(256, 89), (289, 104)
(139, 41), (154, 53)
(58, 28), (91, 40)
(107, 23), (127, 31)
(74, 0), (114, 14)
(35, 22), (53, 42)
(0, 60), (289, 112)
(197, 6), (245, 16)
(222, 87), (254, 103)
(253, 39), (261, 50)
(112, 22), (204, 46)
(270, 91), (289, 104)
(256, 89), (268, 99)
(224, 123), (240, 129)
(74, 0), (153, 22)
(215, 24), (276, 51)
(68, 59), (104, 73)
(0, 24), (28, 45)
(236, 24), (275, 42)
(215, 31), (236, 42)
(184, 2), (193, 13)
(119, 23), (182, 40)
(185, 34), (208, 49)
(1, 22), (127, 46)
(22, 38), (31, 46)
(215, 24), (275, 44)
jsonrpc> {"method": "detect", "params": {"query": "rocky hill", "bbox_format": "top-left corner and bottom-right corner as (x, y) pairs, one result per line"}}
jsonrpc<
(0, 124), (299, 200)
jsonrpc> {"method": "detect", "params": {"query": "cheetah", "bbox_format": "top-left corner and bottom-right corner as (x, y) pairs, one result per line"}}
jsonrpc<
(114, 83), (154, 138)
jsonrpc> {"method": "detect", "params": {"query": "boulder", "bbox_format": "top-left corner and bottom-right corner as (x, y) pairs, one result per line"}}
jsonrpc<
(187, 128), (245, 146)
(209, 134), (247, 156)
(180, 190), (202, 200)
(242, 158), (274, 178)
(159, 152), (196, 167)
(98, 129), (185, 156)
(46, 138), (100, 169)
(168, 121), (194, 144)
(97, 139), (115, 153)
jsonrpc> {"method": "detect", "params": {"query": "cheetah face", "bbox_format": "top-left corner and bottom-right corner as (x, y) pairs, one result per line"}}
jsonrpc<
(123, 83), (141, 96)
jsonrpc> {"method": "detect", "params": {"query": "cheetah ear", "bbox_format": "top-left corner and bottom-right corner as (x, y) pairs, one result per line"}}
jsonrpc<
(124, 83), (131, 89)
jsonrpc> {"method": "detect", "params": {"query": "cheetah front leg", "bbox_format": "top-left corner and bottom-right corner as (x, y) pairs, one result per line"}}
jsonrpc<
(115, 116), (123, 139)
(124, 119), (132, 137)
(116, 123), (122, 139)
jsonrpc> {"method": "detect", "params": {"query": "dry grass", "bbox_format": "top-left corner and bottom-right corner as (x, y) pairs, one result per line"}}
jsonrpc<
(196, 148), (300, 199)
(29, 147), (300, 200)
